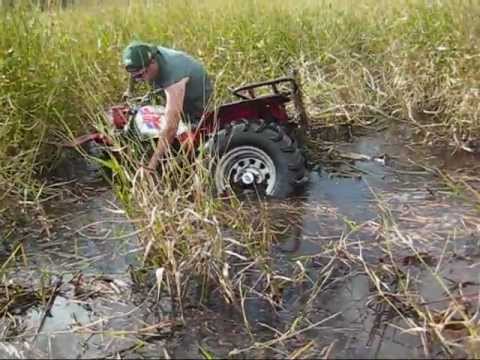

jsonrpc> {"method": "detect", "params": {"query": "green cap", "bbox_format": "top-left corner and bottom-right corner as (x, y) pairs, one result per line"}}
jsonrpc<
(122, 41), (156, 70)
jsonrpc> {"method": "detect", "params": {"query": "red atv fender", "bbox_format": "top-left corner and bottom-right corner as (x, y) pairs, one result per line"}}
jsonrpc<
(64, 133), (113, 148)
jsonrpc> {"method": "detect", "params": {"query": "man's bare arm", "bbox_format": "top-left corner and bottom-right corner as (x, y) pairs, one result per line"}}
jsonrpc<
(148, 77), (188, 169)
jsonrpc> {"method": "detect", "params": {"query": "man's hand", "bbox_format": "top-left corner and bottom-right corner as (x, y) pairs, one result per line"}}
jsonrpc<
(148, 77), (188, 169)
(139, 164), (155, 173)
(136, 164), (157, 182)
(148, 148), (164, 170)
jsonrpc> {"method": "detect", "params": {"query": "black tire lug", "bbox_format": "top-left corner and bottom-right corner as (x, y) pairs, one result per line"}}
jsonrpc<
(205, 118), (308, 198)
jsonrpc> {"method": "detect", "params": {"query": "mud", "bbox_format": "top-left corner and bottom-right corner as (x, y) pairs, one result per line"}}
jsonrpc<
(1, 123), (479, 358)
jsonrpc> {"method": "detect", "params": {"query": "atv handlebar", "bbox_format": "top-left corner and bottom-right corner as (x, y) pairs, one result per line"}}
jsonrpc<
(125, 88), (164, 108)
(230, 77), (299, 100)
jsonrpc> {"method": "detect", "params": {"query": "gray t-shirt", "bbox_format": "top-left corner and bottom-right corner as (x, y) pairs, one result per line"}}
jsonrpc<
(150, 46), (213, 123)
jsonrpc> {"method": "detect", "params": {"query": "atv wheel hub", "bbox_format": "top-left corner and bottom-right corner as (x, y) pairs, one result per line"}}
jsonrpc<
(240, 171), (255, 185)
(215, 146), (277, 195)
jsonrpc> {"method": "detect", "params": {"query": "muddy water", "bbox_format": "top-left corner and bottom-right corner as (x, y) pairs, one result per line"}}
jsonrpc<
(0, 156), (174, 358)
(1, 124), (479, 358)
(266, 126), (479, 359)
(0, 187), (162, 359)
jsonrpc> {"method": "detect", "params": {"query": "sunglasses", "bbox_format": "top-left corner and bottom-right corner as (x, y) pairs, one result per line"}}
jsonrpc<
(127, 66), (148, 80)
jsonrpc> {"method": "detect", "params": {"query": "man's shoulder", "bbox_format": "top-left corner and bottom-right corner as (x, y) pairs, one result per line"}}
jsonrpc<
(157, 46), (188, 58)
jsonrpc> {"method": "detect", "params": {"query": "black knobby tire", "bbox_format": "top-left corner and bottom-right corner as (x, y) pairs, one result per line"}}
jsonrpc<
(205, 119), (307, 198)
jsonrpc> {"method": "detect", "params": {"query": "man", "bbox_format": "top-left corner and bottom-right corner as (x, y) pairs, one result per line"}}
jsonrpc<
(122, 41), (213, 170)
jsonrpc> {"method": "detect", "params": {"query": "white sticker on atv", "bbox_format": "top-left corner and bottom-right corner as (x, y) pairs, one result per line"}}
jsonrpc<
(133, 105), (189, 139)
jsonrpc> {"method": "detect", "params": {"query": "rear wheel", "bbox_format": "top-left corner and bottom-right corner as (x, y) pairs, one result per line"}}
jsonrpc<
(205, 119), (308, 198)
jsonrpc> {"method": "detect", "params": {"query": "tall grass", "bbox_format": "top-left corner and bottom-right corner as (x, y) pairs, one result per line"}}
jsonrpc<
(1, 0), (479, 197)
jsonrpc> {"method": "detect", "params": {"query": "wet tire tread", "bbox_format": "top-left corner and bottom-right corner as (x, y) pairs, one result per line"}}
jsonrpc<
(206, 119), (307, 198)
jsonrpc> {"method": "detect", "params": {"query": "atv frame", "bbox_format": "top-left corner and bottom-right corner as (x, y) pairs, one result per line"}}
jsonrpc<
(68, 71), (310, 197)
